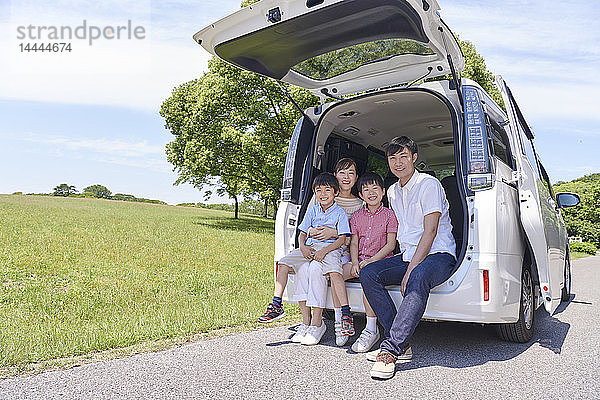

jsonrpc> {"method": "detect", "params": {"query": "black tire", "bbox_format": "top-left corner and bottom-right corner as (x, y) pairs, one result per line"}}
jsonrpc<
(561, 251), (571, 302)
(496, 268), (535, 343)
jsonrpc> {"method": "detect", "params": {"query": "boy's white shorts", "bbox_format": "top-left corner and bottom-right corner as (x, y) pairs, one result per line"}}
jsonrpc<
(340, 246), (351, 266)
(278, 242), (343, 275)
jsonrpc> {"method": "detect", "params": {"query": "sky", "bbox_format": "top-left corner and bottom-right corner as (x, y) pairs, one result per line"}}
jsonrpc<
(0, 0), (599, 204)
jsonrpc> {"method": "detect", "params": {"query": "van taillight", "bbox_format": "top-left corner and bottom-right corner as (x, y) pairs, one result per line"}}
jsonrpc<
(483, 270), (490, 301)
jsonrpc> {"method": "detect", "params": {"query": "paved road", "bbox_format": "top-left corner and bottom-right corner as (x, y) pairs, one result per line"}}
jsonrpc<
(2, 256), (599, 399)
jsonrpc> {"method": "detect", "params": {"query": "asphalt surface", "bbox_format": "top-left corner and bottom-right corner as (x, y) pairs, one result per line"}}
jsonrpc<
(2, 256), (599, 399)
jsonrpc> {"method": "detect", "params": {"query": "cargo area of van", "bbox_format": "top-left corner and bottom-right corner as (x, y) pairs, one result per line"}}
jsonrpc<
(303, 80), (467, 266)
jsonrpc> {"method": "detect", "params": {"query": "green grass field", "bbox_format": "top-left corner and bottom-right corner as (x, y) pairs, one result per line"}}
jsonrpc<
(0, 194), (297, 373)
(570, 252), (590, 260)
(1, 194), (592, 375)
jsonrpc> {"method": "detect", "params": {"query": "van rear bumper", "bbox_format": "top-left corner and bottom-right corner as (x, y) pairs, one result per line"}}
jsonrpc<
(283, 254), (523, 325)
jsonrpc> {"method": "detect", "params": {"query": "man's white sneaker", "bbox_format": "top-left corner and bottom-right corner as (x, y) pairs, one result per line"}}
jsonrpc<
(365, 348), (381, 362)
(351, 329), (380, 353)
(290, 323), (309, 343)
(335, 322), (349, 346)
(370, 351), (397, 380)
(301, 323), (326, 346)
(366, 345), (412, 363)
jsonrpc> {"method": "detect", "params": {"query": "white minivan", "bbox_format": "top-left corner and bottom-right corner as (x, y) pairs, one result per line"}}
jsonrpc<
(194, 0), (580, 342)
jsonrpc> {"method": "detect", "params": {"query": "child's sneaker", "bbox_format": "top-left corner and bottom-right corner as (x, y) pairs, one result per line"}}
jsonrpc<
(301, 323), (326, 346)
(341, 314), (354, 336)
(257, 303), (285, 323)
(291, 323), (309, 343)
(351, 328), (380, 353)
(334, 322), (349, 346)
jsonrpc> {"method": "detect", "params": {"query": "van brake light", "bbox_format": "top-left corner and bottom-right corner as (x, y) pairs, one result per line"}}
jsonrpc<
(483, 270), (490, 301)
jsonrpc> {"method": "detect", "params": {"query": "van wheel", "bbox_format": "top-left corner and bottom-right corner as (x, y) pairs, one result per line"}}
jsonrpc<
(561, 253), (571, 302)
(496, 268), (535, 343)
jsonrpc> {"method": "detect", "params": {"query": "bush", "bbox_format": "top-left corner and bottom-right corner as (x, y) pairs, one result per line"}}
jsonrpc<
(570, 241), (598, 255)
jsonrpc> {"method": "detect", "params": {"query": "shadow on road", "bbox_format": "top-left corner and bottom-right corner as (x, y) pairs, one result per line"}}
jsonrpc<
(266, 296), (575, 368)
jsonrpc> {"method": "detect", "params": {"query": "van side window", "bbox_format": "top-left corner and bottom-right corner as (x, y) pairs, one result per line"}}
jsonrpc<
(366, 147), (389, 178)
(488, 118), (514, 169)
(516, 120), (541, 180)
(538, 162), (554, 198)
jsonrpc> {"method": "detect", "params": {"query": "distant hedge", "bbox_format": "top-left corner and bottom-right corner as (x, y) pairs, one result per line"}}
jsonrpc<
(570, 241), (597, 255)
(554, 173), (600, 247)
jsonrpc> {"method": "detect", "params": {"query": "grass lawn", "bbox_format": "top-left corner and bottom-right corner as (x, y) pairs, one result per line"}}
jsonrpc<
(570, 251), (592, 260)
(0, 194), (298, 374)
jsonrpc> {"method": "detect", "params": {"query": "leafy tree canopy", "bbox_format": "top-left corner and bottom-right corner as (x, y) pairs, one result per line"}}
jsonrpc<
(160, 57), (317, 218)
(456, 38), (504, 108)
(83, 184), (112, 199)
(554, 173), (600, 246)
(53, 183), (77, 197)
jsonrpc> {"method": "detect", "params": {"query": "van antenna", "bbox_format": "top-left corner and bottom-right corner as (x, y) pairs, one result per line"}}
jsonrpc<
(276, 82), (308, 118)
(438, 26), (464, 107)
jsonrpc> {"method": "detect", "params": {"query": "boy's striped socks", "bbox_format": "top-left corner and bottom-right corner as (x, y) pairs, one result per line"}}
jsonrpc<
(341, 305), (351, 316)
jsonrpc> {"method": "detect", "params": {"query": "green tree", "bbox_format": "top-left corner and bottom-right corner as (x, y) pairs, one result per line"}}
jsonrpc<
(554, 173), (600, 246)
(427, 38), (504, 108)
(53, 183), (77, 197)
(457, 39), (504, 108)
(201, 177), (246, 219)
(160, 57), (317, 219)
(83, 184), (112, 199)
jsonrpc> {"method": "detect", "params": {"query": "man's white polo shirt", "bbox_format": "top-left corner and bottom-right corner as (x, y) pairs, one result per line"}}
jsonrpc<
(387, 170), (456, 262)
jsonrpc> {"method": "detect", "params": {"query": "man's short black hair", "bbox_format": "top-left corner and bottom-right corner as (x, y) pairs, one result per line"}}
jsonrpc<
(357, 172), (384, 192)
(312, 172), (339, 192)
(385, 136), (418, 157)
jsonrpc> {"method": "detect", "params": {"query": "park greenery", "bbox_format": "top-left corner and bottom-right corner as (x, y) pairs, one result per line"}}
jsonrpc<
(0, 194), (288, 374)
(160, 58), (317, 219)
(83, 184), (112, 199)
(52, 183), (77, 197)
(569, 241), (597, 256)
(554, 173), (600, 249)
(49, 183), (166, 205)
(178, 197), (276, 217)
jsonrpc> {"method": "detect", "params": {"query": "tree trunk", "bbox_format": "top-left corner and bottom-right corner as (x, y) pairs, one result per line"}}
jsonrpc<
(233, 195), (239, 219)
(263, 199), (268, 218)
(272, 199), (277, 220)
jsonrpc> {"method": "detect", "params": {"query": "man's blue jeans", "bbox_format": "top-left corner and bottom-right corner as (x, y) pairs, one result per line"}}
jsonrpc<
(359, 252), (456, 356)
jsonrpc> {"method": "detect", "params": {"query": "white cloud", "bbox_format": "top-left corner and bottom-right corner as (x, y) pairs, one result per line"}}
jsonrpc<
(87, 154), (169, 172)
(22, 135), (164, 157)
(0, 38), (210, 111)
(0, 0), (214, 111)
(440, 1), (600, 122)
(17, 133), (170, 172)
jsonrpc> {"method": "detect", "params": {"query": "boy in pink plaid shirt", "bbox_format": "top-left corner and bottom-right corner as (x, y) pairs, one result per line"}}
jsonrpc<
(349, 172), (398, 352)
